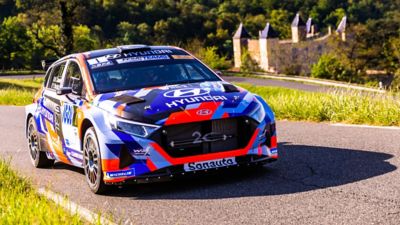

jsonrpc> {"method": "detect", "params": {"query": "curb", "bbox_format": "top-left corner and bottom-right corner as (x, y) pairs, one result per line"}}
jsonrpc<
(37, 188), (116, 225)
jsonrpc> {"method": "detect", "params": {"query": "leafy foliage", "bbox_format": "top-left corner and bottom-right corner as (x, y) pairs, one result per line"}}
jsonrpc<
(311, 54), (353, 82)
(0, 0), (399, 88)
(197, 47), (230, 70)
(240, 48), (261, 72)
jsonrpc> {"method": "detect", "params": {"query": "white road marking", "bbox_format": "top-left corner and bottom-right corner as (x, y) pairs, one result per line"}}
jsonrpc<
(331, 123), (400, 130)
(37, 188), (116, 225)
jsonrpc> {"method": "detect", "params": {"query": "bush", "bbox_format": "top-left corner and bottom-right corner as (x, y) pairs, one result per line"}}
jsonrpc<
(311, 54), (353, 82)
(240, 48), (261, 72)
(197, 46), (231, 70)
(390, 69), (400, 90)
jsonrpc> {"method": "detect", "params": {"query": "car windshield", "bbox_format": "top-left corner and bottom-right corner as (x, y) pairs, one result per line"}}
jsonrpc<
(89, 59), (221, 93)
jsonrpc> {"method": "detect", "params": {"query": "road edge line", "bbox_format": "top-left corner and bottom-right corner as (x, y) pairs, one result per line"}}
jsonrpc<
(37, 187), (116, 225)
(331, 123), (400, 130)
(225, 72), (386, 93)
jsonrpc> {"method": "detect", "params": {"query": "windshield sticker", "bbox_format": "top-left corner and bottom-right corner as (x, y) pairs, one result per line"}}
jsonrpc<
(171, 55), (194, 59)
(87, 56), (114, 69)
(116, 55), (170, 64)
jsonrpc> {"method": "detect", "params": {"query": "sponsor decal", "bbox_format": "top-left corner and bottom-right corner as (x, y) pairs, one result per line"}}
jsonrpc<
(87, 56), (114, 69)
(164, 88), (210, 98)
(184, 157), (237, 172)
(62, 104), (74, 125)
(88, 50), (174, 69)
(106, 168), (135, 178)
(165, 95), (227, 108)
(132, 147), (150, 156)
(196, 109), (212, 116)
(116, 55), (170, 64)
(121, 49), (173, 57)
(38, 105), (54, 124)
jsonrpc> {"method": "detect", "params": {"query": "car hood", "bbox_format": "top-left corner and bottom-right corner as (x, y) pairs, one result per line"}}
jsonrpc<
(93, 81), (261, 125)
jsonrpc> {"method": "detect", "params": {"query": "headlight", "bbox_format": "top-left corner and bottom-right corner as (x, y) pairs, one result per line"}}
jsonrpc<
(249, 101), (266, 123)
(108, 115), (160, 138)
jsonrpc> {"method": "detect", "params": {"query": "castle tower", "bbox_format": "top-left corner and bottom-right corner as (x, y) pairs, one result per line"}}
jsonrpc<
(233, 23), (251, 68)
(291, 13), (307, 43)
(259, 22), (279, 71)
(336, 16), (347, 41)
(306, 17), (317, 38)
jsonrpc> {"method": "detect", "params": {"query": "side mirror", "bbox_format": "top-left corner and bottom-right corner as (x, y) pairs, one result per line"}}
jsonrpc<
(215, 70), (223, 76)
(56, 87), (73, 95)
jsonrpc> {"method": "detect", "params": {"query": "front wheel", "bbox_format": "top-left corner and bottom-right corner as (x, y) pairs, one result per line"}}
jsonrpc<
(83, 127), (108, 194)
(27, 117), (54, 168)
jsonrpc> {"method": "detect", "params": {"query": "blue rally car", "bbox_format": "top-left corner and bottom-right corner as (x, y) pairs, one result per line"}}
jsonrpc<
(25, 45), (278, 194)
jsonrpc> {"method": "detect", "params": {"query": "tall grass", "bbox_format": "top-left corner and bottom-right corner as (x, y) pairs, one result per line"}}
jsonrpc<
(1, 78), (399, 126)
(0, 78), (42, 106)
(0, 160), (83, 224)
(237, 83), (400, 126)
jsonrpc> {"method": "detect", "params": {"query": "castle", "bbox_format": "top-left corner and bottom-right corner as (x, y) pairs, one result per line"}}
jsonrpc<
(233, 13), (347, 74)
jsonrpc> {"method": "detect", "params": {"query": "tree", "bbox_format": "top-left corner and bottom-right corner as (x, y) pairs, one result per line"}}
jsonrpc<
(0, 16), (32, 69)
(269, 9), (292, 39)
(16, 0), (87, 55)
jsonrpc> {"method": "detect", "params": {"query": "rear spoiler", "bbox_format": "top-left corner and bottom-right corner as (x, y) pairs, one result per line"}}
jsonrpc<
(41, 59), (58, 71)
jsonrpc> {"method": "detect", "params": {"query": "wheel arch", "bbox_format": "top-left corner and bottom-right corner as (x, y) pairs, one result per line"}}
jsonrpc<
(26, 113), (34, 138)
(80, 118), (94, 150)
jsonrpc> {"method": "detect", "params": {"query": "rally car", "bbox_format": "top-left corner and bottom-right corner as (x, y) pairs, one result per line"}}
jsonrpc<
(25, 45), (277, 194)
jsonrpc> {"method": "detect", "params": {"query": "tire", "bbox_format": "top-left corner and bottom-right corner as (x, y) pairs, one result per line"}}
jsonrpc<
(83, 127), (108, 194)
(27, 117), (54, 168)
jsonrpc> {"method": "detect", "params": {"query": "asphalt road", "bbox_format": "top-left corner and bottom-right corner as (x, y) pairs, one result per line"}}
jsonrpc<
(1, 106), (399, 224)
(222, 76), (334, 93)
(0, 73), (331, 93)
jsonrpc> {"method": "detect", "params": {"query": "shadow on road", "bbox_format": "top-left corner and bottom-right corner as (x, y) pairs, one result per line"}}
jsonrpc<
(102, 142), (395, 199)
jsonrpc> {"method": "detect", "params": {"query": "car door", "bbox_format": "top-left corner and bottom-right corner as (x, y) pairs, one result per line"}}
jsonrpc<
(58, 59), (86, 166)
(42, 61), (69, 163)
(42, 59), (86, 166)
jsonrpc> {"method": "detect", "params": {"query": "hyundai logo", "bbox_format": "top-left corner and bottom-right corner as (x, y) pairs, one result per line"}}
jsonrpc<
(196, 109), (212, 116)
(163, 88), (210, 98)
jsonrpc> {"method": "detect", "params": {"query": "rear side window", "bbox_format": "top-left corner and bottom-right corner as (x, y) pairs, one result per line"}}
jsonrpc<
(48, 62), (66, 90)
(64, 61), (83, 95)
(43, 67), (53, 87)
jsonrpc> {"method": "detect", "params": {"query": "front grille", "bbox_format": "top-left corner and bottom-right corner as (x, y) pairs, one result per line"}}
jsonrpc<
(150, 117), (258, 158)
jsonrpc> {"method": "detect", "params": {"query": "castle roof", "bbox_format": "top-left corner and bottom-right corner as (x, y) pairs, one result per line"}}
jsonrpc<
(233, 23), (251, 39)
(291, 13), (306, 27)
(336, 16), (347, 33)
(259, 23), (279, 39)
(306, 17), (314, 33)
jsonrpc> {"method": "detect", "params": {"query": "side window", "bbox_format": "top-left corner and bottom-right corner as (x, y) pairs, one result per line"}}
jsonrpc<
(48, 62), (66, 90)
(64, 61), (83, 96)
(43, 67), (53, 87)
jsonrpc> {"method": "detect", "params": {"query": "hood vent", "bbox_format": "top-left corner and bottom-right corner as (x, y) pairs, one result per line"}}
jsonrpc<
(109, 95), (145, 105)
(223, 83), (240, 93)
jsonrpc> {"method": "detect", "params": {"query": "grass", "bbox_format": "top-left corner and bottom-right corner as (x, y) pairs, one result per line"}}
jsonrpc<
(224, 71), (381, 90)
(0, 77), (399, 126)
(0, 78), (42, 106)
(0, 70), (44, 76)
(236, 83), (400, 126)
(0, 160), (83, 224)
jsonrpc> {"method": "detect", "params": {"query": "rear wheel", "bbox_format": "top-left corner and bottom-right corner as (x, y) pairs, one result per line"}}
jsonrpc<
(27, 117), (54, 168)
(83, 127), (108, 194)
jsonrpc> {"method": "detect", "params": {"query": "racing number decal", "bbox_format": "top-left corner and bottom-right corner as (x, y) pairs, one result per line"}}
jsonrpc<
(63, 104), (74, 125)
(61, 103), (80, 151)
